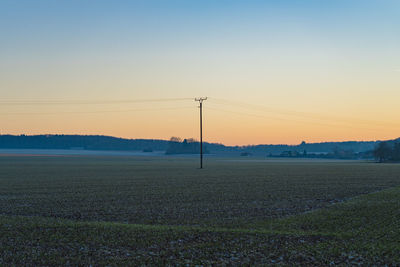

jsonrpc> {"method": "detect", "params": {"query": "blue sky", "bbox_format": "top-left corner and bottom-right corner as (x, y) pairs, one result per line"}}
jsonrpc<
(0, 0), (399, 144)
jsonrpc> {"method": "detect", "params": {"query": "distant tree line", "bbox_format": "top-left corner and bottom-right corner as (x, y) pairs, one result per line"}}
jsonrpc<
(374, 141), (400, 162)
(0, 135), (170, 151)
(165, 137), (209, 155)
(212, 140), (378, 156)
(267, 147), (373, 160)
(0, 134), (215, 153)
(1, 134), (399, 158)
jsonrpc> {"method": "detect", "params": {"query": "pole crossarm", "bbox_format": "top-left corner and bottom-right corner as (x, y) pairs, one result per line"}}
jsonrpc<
(195, 97), (207, 103)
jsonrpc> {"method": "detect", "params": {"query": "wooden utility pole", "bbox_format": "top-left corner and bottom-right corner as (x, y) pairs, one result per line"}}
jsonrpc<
(195, 97), (207, 168)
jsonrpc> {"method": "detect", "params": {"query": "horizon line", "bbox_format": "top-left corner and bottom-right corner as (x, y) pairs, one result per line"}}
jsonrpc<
(0, 133), (393, 147)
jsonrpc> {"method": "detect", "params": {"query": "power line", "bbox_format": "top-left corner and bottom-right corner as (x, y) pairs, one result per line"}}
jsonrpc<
(0, 106), (194, 116)
(206, 106), (384, 133)
(1, 94), (397, 141)
(209, 97), (400, 129)
(0, 97), (193, 105)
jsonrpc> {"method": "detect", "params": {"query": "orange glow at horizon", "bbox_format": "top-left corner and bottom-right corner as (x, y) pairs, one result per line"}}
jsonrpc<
(1, 96), (400, 146)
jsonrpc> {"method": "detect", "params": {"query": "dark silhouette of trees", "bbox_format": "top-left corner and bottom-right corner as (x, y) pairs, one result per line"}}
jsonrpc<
(1, 134), (399, 159)
(392, 142), (400, 162)
(166, 137), (209, 155)
(0, 134), (171, 151)
(373, 141), (400, 162)
(169, 137), (182, 143)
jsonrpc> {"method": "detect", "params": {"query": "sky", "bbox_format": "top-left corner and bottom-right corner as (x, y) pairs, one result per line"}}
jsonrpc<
(0, 0), (399, 146)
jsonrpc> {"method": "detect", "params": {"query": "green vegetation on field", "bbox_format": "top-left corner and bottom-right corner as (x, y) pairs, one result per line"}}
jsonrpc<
(1, 156), (400, 265)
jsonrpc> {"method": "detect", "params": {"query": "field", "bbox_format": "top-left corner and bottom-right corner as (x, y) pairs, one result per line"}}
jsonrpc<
(1, 156), (400, 265)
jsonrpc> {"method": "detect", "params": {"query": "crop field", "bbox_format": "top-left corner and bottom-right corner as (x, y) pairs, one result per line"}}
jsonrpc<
(1, 156), (400, 265)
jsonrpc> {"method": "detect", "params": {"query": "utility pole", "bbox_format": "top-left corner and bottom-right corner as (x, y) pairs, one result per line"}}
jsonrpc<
(195, 97), (207, 168)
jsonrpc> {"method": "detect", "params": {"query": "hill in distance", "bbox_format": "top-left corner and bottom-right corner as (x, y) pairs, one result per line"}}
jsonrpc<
(0, 134), (393, 157)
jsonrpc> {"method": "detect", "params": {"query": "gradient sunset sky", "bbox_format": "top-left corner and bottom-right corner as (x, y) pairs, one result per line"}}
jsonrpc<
(1, 0), (399, 145)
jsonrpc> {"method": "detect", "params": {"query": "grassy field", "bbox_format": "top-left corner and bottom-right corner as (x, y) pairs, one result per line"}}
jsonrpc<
(1, 156), (400, 265)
